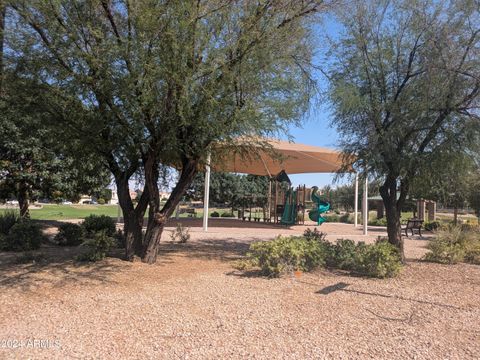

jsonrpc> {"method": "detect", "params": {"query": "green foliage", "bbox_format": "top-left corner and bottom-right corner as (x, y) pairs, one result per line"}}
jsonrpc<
(353, 240), (403, 278)
(170, 223), (190, 244)
(0, 210), (20, 236)
(220, 212), (235, 218)
(424, 221), (441, 232)
(329, 0), (480, 258)
(369, 218), (387, 227)
(210, 211), (220, 218)
(303, 228), (327, 242)
(97, 198), (106, 205)
(339, 213), (353, 224)
(243, 236), (328, 277)
(82, 215), (116, 237)
(55, 223), (84, 246)
(424, 226), (480, 264)
(77, 231), (115, 262)
(328, 239), (358, 270)
(326, 239), (401, 277)
(324, 214), (340, 222)
(236, 235), (402, 278)
(1, 221), (44, 251)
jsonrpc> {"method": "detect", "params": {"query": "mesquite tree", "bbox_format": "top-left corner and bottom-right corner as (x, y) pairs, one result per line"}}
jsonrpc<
(328, 0), (480, 261)
(7, 1), (324, 262)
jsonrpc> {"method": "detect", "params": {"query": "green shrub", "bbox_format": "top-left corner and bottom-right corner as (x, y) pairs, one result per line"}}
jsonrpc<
(97, 198), (106, 205)
(77, 230), (115, 262)
(170, 223), (190, 243)
(324, 214), (340, 222)
(243, 236), (328, 276)
(339, 213), (353, 224)
(329, 239), (358, 270)
(424, 221), (441, 231)
(368, 217), (387, 226)
(210, 211), (220, 217)
(424, 226), (480, 264)
(55, 223), (84, 246)
(303, 227), (327, 242)
(354, 240), (402, 278)
(82, 215), (116, 237)
(220, 212), (235, 218)
(0, 210), (20, 236)
(2, 221), (44, 251)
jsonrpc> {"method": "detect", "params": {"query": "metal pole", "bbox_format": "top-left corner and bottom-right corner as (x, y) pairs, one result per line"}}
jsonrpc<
(202, 153), (211, 232)
(354, 173), (359, 228)
(363, 175), (368, 235)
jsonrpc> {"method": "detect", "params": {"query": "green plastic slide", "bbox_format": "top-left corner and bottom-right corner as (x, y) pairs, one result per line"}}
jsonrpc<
(281, 189), (297, 225)
(308, 186), (330, 225)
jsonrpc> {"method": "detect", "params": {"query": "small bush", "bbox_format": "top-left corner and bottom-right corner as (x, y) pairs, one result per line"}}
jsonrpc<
(2, 221), (44, 251)
(329, 239), (358, 270)
(77, 230), (115, 262)
(55, 223), (84, 246)
(324, 214), (340, 222)
(0, 210), (20, 236)
(368, 217), (387, 226)
(82, 215), (116, 237)
(303, 227), (327, 242)
(424, 221), (441, 231)
(424, 226), (480, 264)
(354, 240), (402, 278)
(170, 223), (190, 243)
(210, 211), (220, 217)
(339, 213), (353, 224)
(242, 236), (328, 276)
(220, 212), (235, 218)
(97, 198), (106, 205)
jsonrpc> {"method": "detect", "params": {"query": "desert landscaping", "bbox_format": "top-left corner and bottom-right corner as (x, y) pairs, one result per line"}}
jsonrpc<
(1, 220), (479, 359)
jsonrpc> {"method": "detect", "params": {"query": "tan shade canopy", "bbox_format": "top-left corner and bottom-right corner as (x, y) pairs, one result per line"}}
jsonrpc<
(211, 139), (348, 176)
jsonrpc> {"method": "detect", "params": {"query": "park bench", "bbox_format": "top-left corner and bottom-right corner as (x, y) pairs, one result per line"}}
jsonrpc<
(180, 208), (197, 218)
(403, 218), (423, 237)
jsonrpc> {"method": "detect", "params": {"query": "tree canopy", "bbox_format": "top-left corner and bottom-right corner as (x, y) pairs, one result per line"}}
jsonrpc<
(4, 0), (323, 262)
(328, 0), (480, 259)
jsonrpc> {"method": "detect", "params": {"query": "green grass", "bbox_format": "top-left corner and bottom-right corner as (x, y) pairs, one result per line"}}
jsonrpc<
(0, 205), (237, 221)
(0, 204), (120, 220)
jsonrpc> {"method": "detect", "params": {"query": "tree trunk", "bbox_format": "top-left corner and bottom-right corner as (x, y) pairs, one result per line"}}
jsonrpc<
(142, 158), (198, 264)
(115, 177), (149, 260)
(379, 175), (406, 263)
(17, 183), (30, 218)
(453, 206), (458, 226)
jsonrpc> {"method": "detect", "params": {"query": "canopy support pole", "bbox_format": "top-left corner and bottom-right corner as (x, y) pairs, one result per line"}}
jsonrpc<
(203, 153), (211, 232)
(354, 173), (358, 228)
(363, 175), (368, 235)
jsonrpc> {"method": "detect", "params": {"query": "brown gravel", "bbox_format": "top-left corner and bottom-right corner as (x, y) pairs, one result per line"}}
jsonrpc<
(0, 219), (479, 359)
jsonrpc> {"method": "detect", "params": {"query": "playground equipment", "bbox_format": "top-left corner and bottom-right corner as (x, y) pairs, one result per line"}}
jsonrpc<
(308, 186), (330, 225)
(237, 170), (333, 226)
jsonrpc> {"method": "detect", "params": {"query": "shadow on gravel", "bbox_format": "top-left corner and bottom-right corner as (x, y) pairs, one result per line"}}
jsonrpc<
(0, 246), (127, 291)
(157, 238), (252, 263)
(315, 281), (464, 310)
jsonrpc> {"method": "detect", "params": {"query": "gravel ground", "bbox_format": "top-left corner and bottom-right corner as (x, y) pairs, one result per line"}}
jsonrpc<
(0, 219), (479, 359)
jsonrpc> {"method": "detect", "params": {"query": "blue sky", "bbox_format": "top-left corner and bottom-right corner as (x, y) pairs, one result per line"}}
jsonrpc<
(281, 17), (345, 188)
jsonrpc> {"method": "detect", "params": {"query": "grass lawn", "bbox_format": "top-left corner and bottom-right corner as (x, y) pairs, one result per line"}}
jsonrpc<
(0, 204), (236, 221)
(10, 204), (121, 220)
